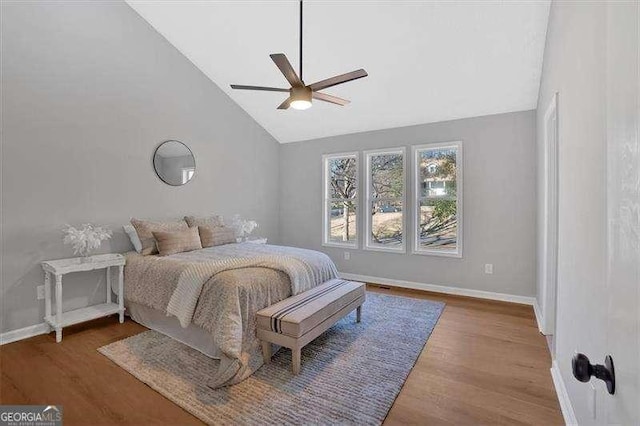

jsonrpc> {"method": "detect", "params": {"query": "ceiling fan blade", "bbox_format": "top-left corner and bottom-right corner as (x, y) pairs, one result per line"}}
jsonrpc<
(270, 53), (303, 87)
(277, 97), (292, 110)
(308, 69), (368, 92)
(230, 85), (290, 92)
(312, 92), (350, 106)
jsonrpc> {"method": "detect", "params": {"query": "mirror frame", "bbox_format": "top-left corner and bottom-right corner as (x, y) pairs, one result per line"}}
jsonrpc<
(152, 140), (196, 186)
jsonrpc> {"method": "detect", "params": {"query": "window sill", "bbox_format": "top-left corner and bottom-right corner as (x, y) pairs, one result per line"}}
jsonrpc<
(411, 249), (462, 258)
(322, 242), (359, 249)
(363, 245), (406, 254)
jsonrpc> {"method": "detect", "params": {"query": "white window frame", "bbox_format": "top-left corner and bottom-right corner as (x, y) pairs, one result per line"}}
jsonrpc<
(182, 168), (195, 183)
(412, 141), (463, 258)
(364, 147), (406, 253)
(322, 152), (359, 248)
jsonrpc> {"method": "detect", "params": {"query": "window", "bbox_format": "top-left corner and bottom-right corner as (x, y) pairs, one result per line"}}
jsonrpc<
(182, 168), (195, 184)
(365, 148), (405, 252)
(323, 153), (358, 247)
(413, 142), (462, 257)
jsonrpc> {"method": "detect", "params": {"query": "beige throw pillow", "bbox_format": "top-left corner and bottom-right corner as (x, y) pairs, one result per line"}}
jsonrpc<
(184, 215), (224, 228)
(152, 227), (202, 256)
(130, 218), (188, 255)
(198, 226), (236, 248)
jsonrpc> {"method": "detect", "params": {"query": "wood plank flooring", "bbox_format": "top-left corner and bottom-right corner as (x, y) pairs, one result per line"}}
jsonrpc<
(0, 285), (563, 425)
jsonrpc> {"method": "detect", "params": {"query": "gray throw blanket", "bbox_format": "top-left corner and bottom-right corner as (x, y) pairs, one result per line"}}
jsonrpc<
(124, 242), (338, 388)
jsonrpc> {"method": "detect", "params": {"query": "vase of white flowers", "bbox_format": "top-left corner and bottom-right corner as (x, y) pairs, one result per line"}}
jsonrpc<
(231, 214), (258, 242)
(63, 224), (112, 262)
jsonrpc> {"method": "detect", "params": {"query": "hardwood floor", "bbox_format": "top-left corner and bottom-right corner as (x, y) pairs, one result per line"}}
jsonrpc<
(376, 286), (563, 425)
(0, 285), (563, 425)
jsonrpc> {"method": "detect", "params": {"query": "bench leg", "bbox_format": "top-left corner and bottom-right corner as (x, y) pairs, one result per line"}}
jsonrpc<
(356, 305), (362, 323)
(261, 341), (272, 363)
(292, 347), (301, 375)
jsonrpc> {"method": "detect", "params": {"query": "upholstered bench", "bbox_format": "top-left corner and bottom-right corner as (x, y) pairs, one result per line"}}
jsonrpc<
(256, 278), (366, 374)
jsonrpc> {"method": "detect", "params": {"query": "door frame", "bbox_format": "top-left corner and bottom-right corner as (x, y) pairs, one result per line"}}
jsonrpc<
(541, 92), (559, 338)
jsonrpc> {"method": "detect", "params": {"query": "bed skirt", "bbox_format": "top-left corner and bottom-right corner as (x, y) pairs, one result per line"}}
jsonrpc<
(126, 301), (221, 359)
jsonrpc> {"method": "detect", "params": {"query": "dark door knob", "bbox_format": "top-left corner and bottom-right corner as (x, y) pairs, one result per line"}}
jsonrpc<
(572, 353), (615, 395)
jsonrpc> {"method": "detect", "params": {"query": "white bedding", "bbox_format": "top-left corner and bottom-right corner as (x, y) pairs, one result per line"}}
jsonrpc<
(121, 241), (339, 387)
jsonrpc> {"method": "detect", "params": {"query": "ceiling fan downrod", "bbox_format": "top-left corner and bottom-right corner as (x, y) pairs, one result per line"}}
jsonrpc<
(299, 0), (303, 83)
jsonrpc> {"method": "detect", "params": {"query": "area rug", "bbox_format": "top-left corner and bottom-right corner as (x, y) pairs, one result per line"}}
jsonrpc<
(98, 292), (444, 425)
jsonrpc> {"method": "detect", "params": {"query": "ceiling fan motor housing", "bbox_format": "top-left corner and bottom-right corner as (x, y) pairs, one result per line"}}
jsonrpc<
(291, 86), (312, 103)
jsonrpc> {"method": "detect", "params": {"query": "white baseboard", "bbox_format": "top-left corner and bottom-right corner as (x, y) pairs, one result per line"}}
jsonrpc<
(533, 300), (546, 333)
(0, 323), (50, 345)
(1, 277), (533, 344)
(339, 272), (535, 305)
(551, 360), (578, 425)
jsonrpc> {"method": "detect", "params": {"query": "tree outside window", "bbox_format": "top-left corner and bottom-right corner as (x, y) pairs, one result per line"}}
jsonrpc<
(414, 142), (462, 256)
(366, 149), (405, 251)
(323, 154), (358, 246)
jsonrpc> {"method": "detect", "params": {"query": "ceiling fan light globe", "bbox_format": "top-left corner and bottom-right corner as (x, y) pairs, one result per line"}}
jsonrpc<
(290, 99), (312, 110)
(289, 86), (313, 110)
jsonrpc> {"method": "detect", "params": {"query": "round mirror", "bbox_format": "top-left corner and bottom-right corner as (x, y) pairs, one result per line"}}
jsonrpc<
(153, 140), (196, 186)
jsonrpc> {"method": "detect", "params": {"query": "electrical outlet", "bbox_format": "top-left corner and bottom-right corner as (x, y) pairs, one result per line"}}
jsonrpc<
(37, 285), (45, 300)
(344, 251), (351, 260)
(484, 264), (493, 274)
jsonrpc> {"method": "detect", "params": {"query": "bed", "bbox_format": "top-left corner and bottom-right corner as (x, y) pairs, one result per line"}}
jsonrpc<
(119, 241), (338, 388)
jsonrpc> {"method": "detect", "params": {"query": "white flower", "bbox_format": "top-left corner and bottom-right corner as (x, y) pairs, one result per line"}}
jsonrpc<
(231, 215), (259, 238)
(63, 224), (112, 257)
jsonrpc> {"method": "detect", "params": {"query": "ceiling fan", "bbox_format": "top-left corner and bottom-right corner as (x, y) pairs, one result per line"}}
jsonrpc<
(230, 0), (368, 110)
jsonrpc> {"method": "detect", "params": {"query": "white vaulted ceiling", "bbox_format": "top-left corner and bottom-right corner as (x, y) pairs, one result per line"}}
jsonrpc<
(126, 1), (550, 143)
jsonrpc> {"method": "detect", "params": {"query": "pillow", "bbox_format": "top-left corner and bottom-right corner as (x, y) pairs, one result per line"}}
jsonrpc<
(184, 215), (225, 228)
(130, 218), (188, 255)
(152, 227), (202, 256)
(123, 224), (142, 253)
(198, 225), (236, 248)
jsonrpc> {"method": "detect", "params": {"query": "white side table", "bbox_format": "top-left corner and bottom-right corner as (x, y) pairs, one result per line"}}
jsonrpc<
(41, 253), (126, 342)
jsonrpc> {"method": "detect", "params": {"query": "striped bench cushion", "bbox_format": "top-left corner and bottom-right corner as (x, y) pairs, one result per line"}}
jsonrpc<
(256, 279), (365, 338)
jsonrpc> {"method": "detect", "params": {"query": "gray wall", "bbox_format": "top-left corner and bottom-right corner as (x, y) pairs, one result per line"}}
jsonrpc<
(535, 2), (608, 423)
(1, 1), (280, 333)
(279, 110), (537, 297)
